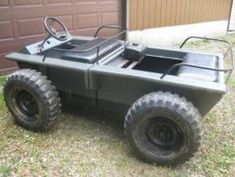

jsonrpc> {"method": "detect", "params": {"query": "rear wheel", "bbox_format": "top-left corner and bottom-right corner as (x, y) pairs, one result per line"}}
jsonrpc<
(124, 91), (202, 165)
(3, 69), (61, 132)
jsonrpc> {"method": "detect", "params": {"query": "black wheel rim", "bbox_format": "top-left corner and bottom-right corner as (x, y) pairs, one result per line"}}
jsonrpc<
(147, 119), (179, 148)
(12, 89), (39, 122)
(140, 117), (185, 156)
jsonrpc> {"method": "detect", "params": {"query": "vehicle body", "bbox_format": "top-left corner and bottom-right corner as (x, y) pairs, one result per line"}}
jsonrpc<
(3, 17), (234, 165)
(6, 35), (230, 116)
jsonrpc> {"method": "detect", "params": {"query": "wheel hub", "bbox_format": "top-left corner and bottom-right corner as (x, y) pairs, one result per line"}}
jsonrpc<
(14, 90), (39, 120)
(147, 118), (179, 148)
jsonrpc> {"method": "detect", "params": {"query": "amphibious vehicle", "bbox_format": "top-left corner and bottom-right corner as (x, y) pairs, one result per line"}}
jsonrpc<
(3, 17), (234, 165)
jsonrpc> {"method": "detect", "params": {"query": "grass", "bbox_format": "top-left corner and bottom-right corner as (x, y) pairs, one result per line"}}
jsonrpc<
(0, 35), (235, 177)
(0, 76), (6, 87)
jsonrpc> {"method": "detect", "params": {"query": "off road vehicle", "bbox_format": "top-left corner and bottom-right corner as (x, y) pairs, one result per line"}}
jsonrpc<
(3, 17), (234, 165)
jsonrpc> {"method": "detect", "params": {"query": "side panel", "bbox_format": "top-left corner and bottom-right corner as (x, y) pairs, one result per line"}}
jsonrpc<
(8, 52), (96, 100)
(48, 67), (95, 98)
(18, 62), (96, 99)
(89, 66), (225, 116)
(7, 52), (226, 116)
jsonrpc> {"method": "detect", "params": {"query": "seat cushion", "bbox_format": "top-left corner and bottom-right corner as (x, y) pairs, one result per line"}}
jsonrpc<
(178, 53), (218, 82)
(62, 38), (123, 63)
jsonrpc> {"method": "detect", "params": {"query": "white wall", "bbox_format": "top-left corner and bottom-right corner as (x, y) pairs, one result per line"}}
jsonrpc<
(127, 20), (228, 47)
(228, 0), (235, 31)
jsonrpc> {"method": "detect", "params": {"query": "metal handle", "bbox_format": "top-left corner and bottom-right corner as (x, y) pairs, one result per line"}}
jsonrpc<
(160, 63), (232, 81)
(180, 36), (234, 69)
(161, 36), (234, 83)
(94, 25), (127, 38)
(54, 30), (127, 54)
(53, 28), (127, 62)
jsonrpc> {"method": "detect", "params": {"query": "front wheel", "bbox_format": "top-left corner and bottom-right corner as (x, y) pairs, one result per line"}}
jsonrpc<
(3, 69), (61, 132)
(124, 92), (203, 165)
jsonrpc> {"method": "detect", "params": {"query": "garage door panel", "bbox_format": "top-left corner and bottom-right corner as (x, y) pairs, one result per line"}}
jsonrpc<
(0, 43), (22, 54)
(13, 0), (43, 6)
(0, 21), (14, 40)
(0, 3), (121, 20)
(46, 0), (72, 5)
(99, 1), (120, 11)
(76, 28), (97, 36)
(0, 0), (123, 73)
(0, 0), (10, 8)
(0, 6), (74, 20)
(17, 18), (44, 37)
(77, 13), (99, 29)
(0, 56), (16, 70)
(0, 35), (45, 50)
(101, 12), (119, 25)
(76, 3), (98, 13)
(56, 15), (73, 30)
(76, 0), (96, 3)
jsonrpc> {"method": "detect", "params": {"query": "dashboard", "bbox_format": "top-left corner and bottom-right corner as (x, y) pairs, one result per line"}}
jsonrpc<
(25, 36), (72, 55)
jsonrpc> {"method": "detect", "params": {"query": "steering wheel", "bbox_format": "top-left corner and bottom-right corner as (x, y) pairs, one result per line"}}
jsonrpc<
(44, 16), (69, 41)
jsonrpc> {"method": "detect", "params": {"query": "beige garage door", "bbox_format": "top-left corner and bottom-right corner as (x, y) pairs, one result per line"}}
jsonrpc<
(0, 0), (124, 73)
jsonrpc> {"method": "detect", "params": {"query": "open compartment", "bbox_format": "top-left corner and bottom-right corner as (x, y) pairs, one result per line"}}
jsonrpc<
(133, 55), (182, 75)
(105, 48), (186, 76)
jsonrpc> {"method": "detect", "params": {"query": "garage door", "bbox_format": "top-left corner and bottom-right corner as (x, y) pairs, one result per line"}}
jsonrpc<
(0, 0), (125, 74)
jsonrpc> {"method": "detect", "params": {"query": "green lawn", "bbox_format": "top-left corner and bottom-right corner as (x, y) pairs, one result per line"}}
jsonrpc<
(0, 76), (6, 87)
(0, 37), (234, 177)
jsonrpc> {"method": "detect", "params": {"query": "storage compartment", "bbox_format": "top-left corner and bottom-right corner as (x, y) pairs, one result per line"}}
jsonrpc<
(105, 47), (183, 75)
(133, 56), (181, 75)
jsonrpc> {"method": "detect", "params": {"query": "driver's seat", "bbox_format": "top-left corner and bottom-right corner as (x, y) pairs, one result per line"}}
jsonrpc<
(62, 38), (124, 63)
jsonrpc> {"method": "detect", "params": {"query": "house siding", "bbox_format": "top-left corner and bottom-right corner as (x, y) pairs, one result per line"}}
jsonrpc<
(128, 0), (232, 30)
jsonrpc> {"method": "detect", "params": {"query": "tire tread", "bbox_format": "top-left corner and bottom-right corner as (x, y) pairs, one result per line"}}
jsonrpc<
(124, 91), (203, 165)
(3, 69), (61, 132)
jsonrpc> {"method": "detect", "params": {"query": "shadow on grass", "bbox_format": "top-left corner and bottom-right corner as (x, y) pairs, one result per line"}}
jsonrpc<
(48, 100), (129, 145)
